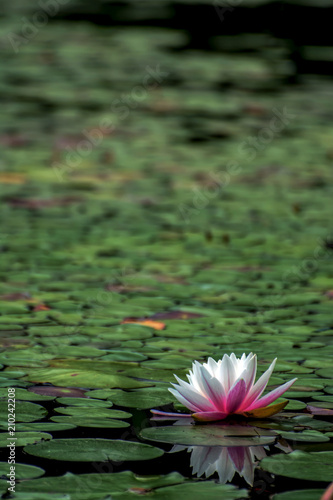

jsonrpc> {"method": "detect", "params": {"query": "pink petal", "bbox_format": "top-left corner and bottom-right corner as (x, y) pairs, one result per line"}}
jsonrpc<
(226, 378), (247, 413)
(228, 446), (245, 472)
(200, 366), (227, 412)
(150, 409), (192, 418)
(245, 378), (297, 411)
(239, 358), (277, 410)
(192, 411), (228, 421)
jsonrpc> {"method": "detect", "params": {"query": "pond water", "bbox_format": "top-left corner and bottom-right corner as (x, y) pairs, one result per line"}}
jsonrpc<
(0, 1), (333, 499)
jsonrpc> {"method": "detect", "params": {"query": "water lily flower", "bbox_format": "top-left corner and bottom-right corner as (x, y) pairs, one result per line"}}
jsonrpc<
(152, 353), (297, 421)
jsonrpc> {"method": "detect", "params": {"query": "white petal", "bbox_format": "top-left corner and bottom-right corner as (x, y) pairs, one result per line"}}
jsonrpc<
(171, 379), (214, 412)
(216, 448), (235, 484)
(240, 447), (256, 486)
(243, 354), (257, 392)
(204, 357), (219, 377)
(219, 354), (237, 392)
(168, 388), (201, 412)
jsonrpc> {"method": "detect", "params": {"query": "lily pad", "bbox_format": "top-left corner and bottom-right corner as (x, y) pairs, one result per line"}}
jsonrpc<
(27, 367), (152, 389)
(0, 401), (46, 422)
(0, 388), (54, 401)
(56, 397), (113, 407)
(105, 388), (174, 409)
(15, 470), (246, 500)
(54, 407), (131, 419)
(261, 450), (333, 481)
(24, 438), (164, 462)
(15, 422), (76, 431)
(28, 386), (87, 398)
(141, 424), (277, 447)
(0, 461), (44, 479)
(50, 416), (130, 428)
(0, 432), (52, 447)
(280, 430), (330, 443)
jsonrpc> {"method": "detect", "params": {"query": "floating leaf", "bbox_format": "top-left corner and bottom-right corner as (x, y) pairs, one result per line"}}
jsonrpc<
(50, 416), (130, 428)
(24, 438), (164, 462)
(307, 405), (333, 416)
(54, 407), (131, 419)
(15, 422), (76, 432)
(28, 386), (87, 398)
(15, 470), (245, 500)
(27, 367), (151, 389)
(0, 401), (46, 422)
(280, 430), (330, 443)
(261, 450), (333, 481)
(0, 432), (52, 447)
(141, 424), (277, 447)
(55, 397), (113, 407)
(0, 388), (54, 401)
(0, 462), (44, 479)
(105, 388), (174, 409)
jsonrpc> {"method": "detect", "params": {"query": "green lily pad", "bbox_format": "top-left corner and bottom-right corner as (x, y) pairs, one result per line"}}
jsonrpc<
(0, 462), (44, 479)
(317, 368), (333, 378)
(56, 397), (113, 407)
(0, 388), (54, 401)
(279, 399), (306, 410)
(84, 389), (112, 399)
(51, 415), (130, 428)
(10, 494), (72, 500)
(280, 430), (330, 442)
(54, 407), (131, 419)
(28, 386), (88, 398)
(312, 395), (333, 403)
(0, 401), (46, 422)
(261, 450), (333, 481)
(15, 422), (76, 432)
(24, 438), (164, 462)
(0, 432), (52, 447)
(15, 470), (246, 499)
(127, 481), (248, 500)
(26, 366), (152, 389)
(100, 351), (147, 361)
(141, 424), (277, 447)
(105, 388), (174, 409)
(291, 415), (333, 431)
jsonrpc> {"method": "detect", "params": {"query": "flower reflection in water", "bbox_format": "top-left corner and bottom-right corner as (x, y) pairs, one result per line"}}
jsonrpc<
(170, 444), (267, 485)
(170, 440), (291, 486)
